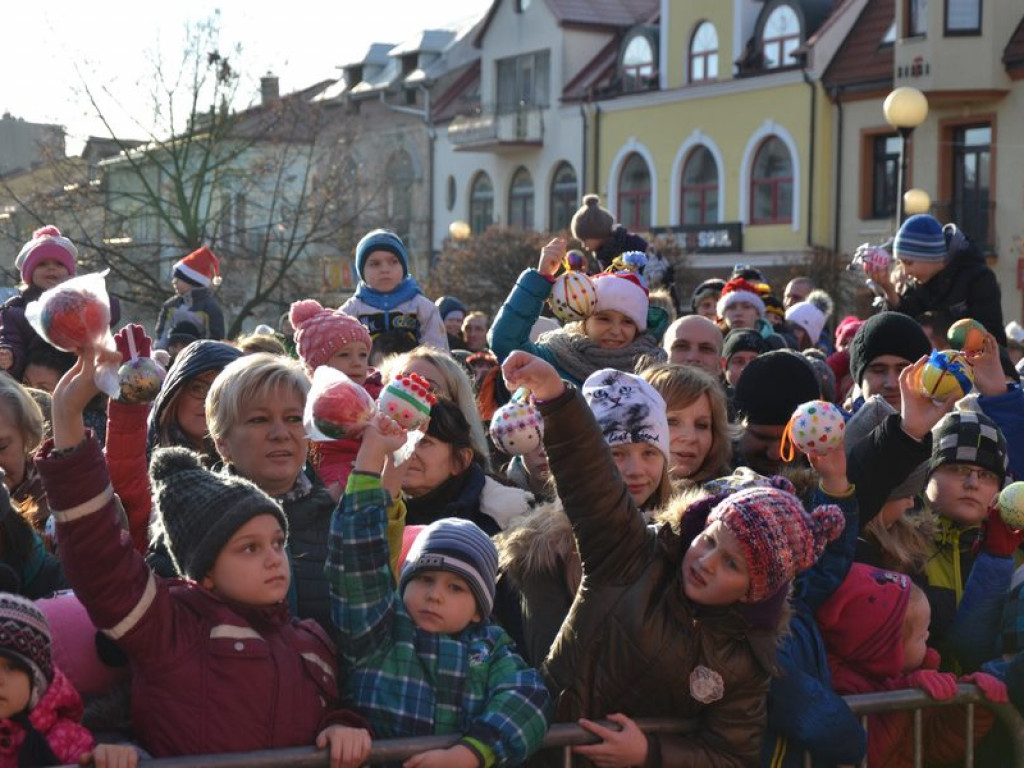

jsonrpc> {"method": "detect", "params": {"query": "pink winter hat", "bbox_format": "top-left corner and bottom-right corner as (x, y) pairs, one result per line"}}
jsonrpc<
(592, 272), (649, 330)
(289, 299), (372, 371)
(15, 225), (77, 284)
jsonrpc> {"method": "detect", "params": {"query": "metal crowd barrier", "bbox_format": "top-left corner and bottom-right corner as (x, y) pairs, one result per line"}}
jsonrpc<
(59, 684), (1024, 767)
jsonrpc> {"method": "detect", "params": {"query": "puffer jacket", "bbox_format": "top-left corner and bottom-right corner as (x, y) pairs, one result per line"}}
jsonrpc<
(154, 286), (225, 348)
(540, 387), (781, 766)
(0, 667), (93, 767)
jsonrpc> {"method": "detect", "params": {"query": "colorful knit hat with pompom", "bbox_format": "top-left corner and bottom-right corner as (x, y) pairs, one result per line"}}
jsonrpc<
(707, 486), (845, 602)
(289, 299), (372, 372)
(15, 225), (77, 285)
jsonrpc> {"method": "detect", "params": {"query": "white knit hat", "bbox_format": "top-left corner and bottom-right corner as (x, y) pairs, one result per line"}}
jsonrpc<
(786, 301), (827, 345)
(582, 368), (670, 458)
(592, 272), (649, 331)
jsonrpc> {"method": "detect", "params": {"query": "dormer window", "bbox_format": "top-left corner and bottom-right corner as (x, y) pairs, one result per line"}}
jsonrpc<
(689, 22), (719, 82)
(621, 29), (656, 93)
(762, 5), (801, 68)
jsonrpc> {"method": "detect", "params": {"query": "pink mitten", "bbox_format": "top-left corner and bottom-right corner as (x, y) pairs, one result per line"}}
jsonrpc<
(114, 323), (152, 363)
(921, 647), (942, 670)
(961, 672), (1008, 703)
(904, 669), (959, 700)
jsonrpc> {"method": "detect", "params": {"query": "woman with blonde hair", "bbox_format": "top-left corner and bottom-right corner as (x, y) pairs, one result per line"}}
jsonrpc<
(640, 363), (732, 486)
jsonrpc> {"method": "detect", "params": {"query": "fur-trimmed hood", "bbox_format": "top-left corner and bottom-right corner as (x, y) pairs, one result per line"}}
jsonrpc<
(496, 500), (577, 587)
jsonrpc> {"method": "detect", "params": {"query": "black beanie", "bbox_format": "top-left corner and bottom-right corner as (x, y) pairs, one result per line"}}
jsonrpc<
(849, 312), (931, 387)
(723, 328), (768, 361)
(734, 350), (821, 426)
(150, 447), (289, 581)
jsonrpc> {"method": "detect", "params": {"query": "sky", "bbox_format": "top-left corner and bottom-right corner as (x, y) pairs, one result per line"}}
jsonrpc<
(3, 0), (488, 154)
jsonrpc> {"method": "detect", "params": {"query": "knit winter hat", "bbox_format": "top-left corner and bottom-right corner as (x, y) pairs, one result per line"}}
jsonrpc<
(893, 214), (948, 263)
(592, 270), (649, 330)
(734, 350), (821, 426)
(929, 410), (1008, 484)
(435, 296), (467, 321)
(762, 294), (786, 323)
(289, 299), (372, 371)
(1006, 321), (1024, 348)
(570, 194), (615, 242)
(844, 396), (929, 499)
(400, 517), (498, 617)
(730, 265), (766, 283)
(722, 328), (767, 361)
(173, 246), (221, 288)
(150, 447), (289, 581)
(716, 278), (766, 319)
(706, 487), (845, 602)
(0, 593), (53, 708)
(15, 225), (77, 285)
(816, 563), (913, 679)
(848, 311), (931, 387)
(582, 368), (671, 458)
(786, 301), (827, 344)
(690, 279), (725, 313)
(834, 316), (864, 349)
(356, 229), (409, 280)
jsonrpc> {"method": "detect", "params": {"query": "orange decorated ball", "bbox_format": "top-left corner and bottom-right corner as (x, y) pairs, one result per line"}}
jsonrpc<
(39, 288), (110, 352)
(947, 318), (987, 355)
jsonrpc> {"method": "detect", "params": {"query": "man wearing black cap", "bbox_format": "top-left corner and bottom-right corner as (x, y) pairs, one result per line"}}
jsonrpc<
(732, 350), (821, 475)
(848, 311), (931, 411)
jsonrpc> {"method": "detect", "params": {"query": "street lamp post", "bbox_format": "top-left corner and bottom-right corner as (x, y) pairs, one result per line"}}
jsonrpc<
(883, 86), (929, 225)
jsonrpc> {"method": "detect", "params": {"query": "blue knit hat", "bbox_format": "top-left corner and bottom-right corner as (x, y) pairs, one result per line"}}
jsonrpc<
(400, 518), (498, 616)
(355, 229), (409, 280)
(893, 214), (947, 263)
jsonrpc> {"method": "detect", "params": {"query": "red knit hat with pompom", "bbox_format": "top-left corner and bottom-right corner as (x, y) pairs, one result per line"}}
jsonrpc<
(289, 299), (372, 371)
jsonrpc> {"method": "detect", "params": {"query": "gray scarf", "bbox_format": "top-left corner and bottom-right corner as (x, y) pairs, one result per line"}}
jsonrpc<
(539, 326), (667, 384)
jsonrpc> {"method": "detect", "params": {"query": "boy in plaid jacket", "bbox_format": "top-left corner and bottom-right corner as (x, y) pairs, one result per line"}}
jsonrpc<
(326, 413), (551, 768)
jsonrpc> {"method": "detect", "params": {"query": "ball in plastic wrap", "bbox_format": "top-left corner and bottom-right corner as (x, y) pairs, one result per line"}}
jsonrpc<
(549, 271), (597, 324)
(489, 399), (544, 456)
(311, 378), (376, 440)
(787, 400), (845, 456)
(919, 349), (974, 401)
(378, 374), (436, 430)
(947, 318), (987, 356)
(117, 358), (166, 405)
(998, 482), (1024, 531)
(37, 288), (110, 352)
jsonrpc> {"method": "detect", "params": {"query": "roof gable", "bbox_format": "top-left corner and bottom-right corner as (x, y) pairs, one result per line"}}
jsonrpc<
(822, 0), (894, 92)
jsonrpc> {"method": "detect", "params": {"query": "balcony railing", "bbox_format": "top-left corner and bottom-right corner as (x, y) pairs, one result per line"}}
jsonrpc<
(448, 103), (544, 151)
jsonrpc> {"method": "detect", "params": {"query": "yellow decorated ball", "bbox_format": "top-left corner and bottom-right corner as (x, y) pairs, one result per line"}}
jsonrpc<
(998, 482), (1024, 531)
(549, 271), (597, 324)
(919, 350), (974, 401)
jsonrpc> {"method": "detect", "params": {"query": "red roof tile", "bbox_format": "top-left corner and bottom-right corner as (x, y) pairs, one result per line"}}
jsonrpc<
(822, 0), (894, 93)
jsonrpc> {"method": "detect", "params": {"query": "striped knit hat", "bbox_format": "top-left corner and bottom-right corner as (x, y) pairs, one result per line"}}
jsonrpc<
(400, 518), (498, 616)
(707, 486), (845, 602)
(893, 214), (947, 263)
(0, 593), (54, 708)
(930, 410), (1008, 484)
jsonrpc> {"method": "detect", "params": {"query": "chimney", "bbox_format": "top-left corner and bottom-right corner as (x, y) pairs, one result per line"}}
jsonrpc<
(261, 72), (280, 106)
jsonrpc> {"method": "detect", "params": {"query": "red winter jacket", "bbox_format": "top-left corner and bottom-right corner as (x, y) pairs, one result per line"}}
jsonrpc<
(40, 437), (365, 758)
(104, 400), (153, 552)
(0, 667), (93, 767)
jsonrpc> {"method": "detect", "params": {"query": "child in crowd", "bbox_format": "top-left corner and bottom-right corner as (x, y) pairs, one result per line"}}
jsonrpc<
(817, 563), (1007, 768)
(340, 229), (448, 351)
(327, 414), (551, 767)
(569, 194), (648, 271)
(715, 277), (777, 340)
(154, 246), (225, 349)
(502, 350), (844, 766)
(489, 238), (667, 386)
(290, 299), (380, 488)
(42, 349), (372, 762)
(0, 226), (120, 382)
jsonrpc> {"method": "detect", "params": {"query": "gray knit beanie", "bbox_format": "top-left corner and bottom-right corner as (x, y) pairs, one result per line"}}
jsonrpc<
(150, 447), (289, 581)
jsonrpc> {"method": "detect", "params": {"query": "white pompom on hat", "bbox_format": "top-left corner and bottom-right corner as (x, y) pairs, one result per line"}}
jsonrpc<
(591, 271), (649, 331)
(15, 225), (77, 284)
(716, 278), (766, 319)
(173, 246), (221, 288)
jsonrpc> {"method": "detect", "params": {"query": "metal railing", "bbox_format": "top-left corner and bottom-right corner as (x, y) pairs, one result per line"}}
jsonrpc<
(58, 685), (1024, 766)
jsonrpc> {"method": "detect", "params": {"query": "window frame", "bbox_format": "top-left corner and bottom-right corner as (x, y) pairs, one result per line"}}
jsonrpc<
(468, 172), (494, 234)
(617, 152), (652, 230)
(689, 21), (719, 83)
(622, 33), (655, 93)
(951, 122), (993, 248)
(870, 134), (901, 220)
(905, 0), (928, 37)
(507, 166), (534, 230)
(761, 4), (802, 70)
(549, 162), (578, 232)
(680, 146), (720, 225)
(749, 136), (794, 225)
(944, 0), (982, 36)
(496, 51), (551, 114)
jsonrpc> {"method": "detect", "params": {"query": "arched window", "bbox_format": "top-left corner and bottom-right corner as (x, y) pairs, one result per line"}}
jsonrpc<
(762, 5), (801, 68)
(549, 162), (578, 231)
(689, 22), (719, 82)
(469, 172), (494, 234)
(750, 136), (793, 224)
(338, 157), (359, 223)
(681, 146), (719, 225)
(386, 150), (414, 241)
(507, 167), (534, 230)
(622, 35), (654, 92)
(617, 153), (651, 230)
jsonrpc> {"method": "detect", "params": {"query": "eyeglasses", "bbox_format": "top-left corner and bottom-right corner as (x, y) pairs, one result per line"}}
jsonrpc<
(184, 380), (212, 400)
(939, 464), (1000, 485)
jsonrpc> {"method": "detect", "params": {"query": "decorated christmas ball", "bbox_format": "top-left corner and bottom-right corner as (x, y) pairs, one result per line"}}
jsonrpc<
(489, 399), (544, 455)
(919, 349), (974, 401)
(116, 357), (166, 405)
(311, 377), (376, 440)
(378, 373), (437, 430)
(786, 400), (845, 456)
(564, 250), (588, 273)
(998, 482), (1024, 531)
(947, 318), (987, 356)
(549, 270), (597, 324)
(37, 288), (110, 352)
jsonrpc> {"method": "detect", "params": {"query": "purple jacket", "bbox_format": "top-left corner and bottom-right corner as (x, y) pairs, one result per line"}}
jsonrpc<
(39, 436), (364, 758)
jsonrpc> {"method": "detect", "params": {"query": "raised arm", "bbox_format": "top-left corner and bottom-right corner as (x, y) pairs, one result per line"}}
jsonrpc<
(488, 239), (564, 363)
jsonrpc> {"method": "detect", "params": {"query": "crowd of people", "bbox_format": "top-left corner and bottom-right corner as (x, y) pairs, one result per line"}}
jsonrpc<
(0, 193), (1019, 767)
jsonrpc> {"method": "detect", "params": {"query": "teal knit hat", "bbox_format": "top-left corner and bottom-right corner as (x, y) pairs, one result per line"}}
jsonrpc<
(893, 214), (947, 263)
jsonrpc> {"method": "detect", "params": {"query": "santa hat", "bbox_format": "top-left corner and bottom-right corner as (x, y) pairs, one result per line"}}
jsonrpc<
(289, 299), (372, 371)
(174, 246), (221, 288)
(15, 225), (77, 284)
(592, 251), (650, 331)
(716, 278), (766, 319)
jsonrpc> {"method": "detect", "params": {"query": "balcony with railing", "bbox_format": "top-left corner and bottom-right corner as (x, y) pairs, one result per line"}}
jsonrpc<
(448, 102), (544, 153)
